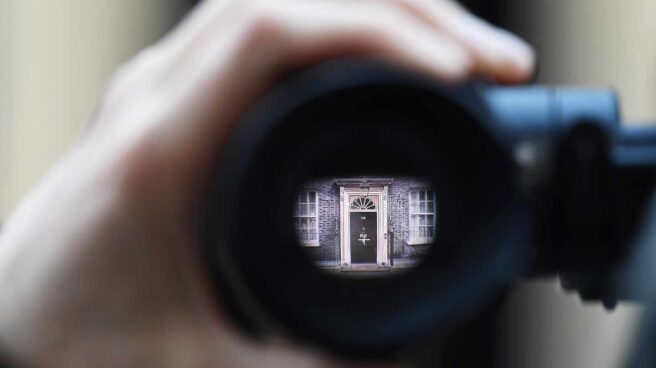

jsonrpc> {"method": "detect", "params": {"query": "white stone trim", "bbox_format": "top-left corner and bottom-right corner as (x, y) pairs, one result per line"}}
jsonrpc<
(339, 185), (389, 267)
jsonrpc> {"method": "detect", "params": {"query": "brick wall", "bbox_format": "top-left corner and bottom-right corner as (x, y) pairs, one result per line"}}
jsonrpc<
(301, 177), (433, 266)
(304, 179), (341, 263)
(388, 178), (432, 260)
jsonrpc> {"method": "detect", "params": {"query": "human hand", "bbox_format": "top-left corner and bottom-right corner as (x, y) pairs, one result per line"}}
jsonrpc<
(0, 0), (534, 366)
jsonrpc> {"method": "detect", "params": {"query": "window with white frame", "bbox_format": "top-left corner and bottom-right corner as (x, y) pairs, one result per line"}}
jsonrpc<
(294, 190), (319, 246)
(409, 189), (436, 244)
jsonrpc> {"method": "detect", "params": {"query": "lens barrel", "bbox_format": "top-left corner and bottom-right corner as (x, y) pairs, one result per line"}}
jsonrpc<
(204, 58), (656, 359)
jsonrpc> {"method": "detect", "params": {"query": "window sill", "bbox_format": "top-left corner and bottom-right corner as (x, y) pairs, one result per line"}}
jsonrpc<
(407, 238), (434, 246)
(301, 241), (320, 247)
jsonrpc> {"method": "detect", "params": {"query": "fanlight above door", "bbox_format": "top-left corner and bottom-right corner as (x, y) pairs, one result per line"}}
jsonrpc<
(351, 196), (376, 210)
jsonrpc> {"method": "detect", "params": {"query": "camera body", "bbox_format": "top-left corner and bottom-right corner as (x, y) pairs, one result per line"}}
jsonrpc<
(204, 59), (656, 360)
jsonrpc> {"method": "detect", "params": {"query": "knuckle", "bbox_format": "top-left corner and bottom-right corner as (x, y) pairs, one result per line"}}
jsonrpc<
(105, 50), (148, 91)
(455, 51), (475, 77)
(235, 1), (287, 54)
(105, 61), (135, 95)
(389, 0), (441, 18)
(126, 46), (165, 78)
(99, 69), (133, 116)
(241, 0), (284, 36)
(390, 0), (422, 12)
(361, 26), (396, 51)
(390, 0), (462, 22)
(362, 10), (410, 47)
(101, 46), (162, 108)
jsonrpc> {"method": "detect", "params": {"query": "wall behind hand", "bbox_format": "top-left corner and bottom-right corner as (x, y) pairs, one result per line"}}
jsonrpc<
(0, 0), (186, 218)
(502, 1), (656, 367)
(509, 0), (656, 121)
(0, 1), (15, 221)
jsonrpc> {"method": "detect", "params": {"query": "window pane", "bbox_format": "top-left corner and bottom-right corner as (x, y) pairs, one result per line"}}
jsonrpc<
(410, 191), (438, 239)
(294, 190), (319, 243)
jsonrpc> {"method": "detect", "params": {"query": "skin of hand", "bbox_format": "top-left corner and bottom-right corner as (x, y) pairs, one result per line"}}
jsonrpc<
(0, 0), (534, 366)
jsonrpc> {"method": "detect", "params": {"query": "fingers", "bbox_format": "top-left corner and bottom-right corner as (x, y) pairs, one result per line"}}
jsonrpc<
(98, 0), (537, 193)
(257, 0), (475, 80)
(162, 0), (476, 85)
(385, 0), (535, 83)
(162, 0), (533, 85)
(144, 0), (485, 172)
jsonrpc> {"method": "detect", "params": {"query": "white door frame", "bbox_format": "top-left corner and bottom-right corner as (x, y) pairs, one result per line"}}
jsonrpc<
(339, 185), (389, 267)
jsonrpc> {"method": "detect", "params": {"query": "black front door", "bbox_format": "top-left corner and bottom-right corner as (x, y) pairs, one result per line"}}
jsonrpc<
(350, 212), (377, 263)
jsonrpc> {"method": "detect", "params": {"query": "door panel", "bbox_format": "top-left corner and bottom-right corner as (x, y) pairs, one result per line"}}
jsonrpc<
(350, 212), (377, 263)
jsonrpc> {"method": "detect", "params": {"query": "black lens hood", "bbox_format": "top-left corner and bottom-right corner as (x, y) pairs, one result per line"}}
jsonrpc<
(204, 58), (533, 359)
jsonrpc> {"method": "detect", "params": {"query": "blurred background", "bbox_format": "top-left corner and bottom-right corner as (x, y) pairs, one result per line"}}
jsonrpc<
(0, 1), (654, 367)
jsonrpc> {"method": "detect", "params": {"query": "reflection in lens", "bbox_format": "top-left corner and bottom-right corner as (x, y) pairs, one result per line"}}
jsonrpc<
(294, 177), (436, 276)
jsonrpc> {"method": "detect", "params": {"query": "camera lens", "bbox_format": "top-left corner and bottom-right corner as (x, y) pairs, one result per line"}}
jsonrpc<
(205, 59), (532, 357)
(294, 177), (436, 277)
